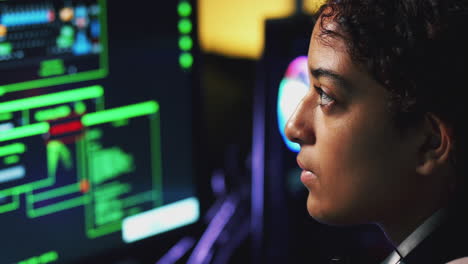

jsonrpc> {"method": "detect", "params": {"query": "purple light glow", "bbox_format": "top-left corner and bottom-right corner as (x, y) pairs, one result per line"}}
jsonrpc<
(186, 196), (238, 264)
(251, 67), (266, 259)
(155, 237), (196, 264)
(285, 56), (308, 78)
(210, 169), (226, 197)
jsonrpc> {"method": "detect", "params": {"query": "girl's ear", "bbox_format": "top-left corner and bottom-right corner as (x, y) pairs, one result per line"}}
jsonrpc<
(416, 113), (453, 175)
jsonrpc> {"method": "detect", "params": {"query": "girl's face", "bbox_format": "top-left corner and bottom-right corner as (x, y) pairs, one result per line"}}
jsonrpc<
(285, 20), (423, 225)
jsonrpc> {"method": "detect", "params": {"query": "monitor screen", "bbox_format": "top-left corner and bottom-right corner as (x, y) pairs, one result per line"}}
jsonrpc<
(0, 1), (200, 263)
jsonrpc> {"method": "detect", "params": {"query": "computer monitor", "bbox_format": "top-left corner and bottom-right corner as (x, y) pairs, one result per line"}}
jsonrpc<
(0, 1), (201, 263)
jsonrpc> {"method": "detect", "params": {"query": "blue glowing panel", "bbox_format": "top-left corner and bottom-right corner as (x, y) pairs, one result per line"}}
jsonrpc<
(1, 9), (53, 27)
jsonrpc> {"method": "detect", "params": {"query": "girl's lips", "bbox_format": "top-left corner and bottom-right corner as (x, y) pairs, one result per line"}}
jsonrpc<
(301, 169), (318, 184)
(297, 157), (316, 175)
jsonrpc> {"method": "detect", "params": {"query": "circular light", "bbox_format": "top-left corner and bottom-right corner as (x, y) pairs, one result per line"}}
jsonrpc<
(179, 36), (193, 51)
(61, 25), (74, 37)
(179, 53), (193, 69)
(178, 19), (192, 34)
(178, 2), (192, 17)
(75, 101), (87, 115)
(277, 56), (309, 153)
(60, 7), (74, 22)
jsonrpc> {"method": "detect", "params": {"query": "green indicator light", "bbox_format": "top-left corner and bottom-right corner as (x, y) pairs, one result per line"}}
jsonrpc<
(0, 85), (103, 113)
(179, 53), (194, 69)
(75, 101), (87, 115)
(39, 251), (58, 263)
(0, 142), (26, 157)
(57, 26), (75, 49)
(178, 2), (192, 17)
(61, 25), (74, 37)
(39, 59), (66, 77)
(178, 19), (192, 34)
(82, 101), (159, 126)
(18, 251), (58, 264)
(0, 123), (50, 142)
(0, 112), (12, 122)
(35, 105), (72, 122)
(0, 69), (107, 96)
(4, 155), (20, 165)
(0, 42), (12, 56)
(57, 36), (74, 49)
(179, 36), (193, 51)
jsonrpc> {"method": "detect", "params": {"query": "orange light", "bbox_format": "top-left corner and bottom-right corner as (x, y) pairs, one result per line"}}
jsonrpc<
(60, 7), (74, 22)
(0, 25), (7, 38)
(80, 179), (90, 193)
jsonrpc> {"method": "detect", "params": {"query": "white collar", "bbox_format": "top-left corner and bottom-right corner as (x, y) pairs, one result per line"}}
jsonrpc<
(380, 209), (447, 264)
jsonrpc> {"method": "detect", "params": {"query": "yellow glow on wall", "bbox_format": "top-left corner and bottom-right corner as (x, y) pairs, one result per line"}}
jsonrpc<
(304, 0), (326, 14)
(198, 0), (326, 59)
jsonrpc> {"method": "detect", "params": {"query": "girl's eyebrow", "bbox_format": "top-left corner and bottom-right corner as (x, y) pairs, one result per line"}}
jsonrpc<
(310, 67), (353, 92)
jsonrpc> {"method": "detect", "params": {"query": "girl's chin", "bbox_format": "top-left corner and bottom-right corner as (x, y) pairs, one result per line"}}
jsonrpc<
(306, 195), (360, 226)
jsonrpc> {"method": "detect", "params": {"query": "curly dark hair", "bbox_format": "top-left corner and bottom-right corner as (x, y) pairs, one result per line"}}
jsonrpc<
(313, 0), (468, 211)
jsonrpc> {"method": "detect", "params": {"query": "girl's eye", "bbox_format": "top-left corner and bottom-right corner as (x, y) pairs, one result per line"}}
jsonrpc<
(314, 86), (335, 106)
